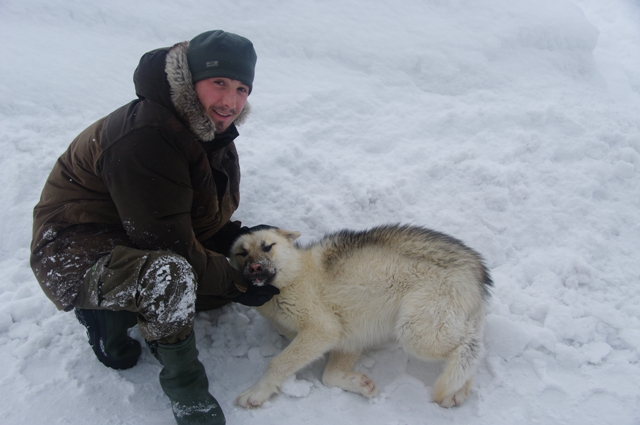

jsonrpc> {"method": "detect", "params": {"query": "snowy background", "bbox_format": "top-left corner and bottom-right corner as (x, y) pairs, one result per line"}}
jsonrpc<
(1, 0), (639, 424)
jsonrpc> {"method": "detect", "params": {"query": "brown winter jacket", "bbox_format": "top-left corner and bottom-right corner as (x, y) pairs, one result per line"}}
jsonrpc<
(30, 41), (248, 310)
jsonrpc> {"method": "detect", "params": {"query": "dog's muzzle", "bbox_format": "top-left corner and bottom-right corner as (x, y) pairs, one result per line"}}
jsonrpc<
(244, 261), (276, 286)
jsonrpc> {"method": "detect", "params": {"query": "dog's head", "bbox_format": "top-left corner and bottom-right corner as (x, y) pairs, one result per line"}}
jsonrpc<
(230, 227), (301, 286)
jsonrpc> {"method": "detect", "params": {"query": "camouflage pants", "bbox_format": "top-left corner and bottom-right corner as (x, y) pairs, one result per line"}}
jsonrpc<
(75, 246), (196, 343)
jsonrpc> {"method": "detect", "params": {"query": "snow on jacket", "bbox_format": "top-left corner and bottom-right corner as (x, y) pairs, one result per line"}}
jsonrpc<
(30, 41), (248, 310)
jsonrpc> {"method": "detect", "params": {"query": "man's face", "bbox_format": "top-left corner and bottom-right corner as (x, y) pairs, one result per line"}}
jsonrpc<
(194, 77), (250, 134)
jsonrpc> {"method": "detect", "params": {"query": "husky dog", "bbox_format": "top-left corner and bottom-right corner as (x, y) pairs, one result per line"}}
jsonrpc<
(230, 224), (492, 409)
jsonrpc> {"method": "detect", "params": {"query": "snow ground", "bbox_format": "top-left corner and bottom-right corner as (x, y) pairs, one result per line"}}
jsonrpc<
(1, 0), (639, 424)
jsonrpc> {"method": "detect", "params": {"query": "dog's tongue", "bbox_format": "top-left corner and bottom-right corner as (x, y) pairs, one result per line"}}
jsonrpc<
(252, 278), (265, 286)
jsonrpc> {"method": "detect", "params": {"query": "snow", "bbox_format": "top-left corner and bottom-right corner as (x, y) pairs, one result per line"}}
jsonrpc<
(1, 0), (639, 424)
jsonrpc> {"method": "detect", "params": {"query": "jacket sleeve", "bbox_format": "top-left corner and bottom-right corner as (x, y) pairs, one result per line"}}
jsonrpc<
(202, 220), (244, 257)
(97, 127), (244, 295)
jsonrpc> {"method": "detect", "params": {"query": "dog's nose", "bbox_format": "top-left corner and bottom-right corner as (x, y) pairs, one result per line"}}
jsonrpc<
(249, 263), (263, 274)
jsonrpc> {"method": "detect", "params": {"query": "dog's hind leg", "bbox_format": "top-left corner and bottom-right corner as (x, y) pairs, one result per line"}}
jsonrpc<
(322, 350), (377, 397)
(397, 297), (485, 408)
(431, 317), (484, 408)
(431, 334), (482, 407)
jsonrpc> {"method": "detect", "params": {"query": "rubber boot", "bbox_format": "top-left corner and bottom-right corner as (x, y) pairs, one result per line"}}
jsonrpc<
(155, 332), (225, 425)
(74, 308), (141, 370)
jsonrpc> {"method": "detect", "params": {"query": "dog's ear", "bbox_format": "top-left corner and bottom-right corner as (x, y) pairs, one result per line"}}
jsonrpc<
(276, 229), (301, 242)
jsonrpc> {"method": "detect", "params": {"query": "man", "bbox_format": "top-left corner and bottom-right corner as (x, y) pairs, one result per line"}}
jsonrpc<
(30, 30), (278, 425)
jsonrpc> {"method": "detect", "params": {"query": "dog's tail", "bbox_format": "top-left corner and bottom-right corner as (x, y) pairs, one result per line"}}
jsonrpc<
(432, 315), (484, 407)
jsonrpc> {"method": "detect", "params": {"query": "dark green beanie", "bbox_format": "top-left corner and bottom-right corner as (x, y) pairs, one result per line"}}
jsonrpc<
(187, 30), (257, 93)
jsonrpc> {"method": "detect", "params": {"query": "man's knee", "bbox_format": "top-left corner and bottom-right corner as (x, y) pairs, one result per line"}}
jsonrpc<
(78, 246), (198, 342)
(137, 251), (197, 342)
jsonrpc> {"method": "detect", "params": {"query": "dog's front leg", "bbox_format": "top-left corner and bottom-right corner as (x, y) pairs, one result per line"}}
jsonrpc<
(236, 323), (339, 408)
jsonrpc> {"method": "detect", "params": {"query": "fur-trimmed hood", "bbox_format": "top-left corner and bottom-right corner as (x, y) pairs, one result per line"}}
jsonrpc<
(134, 42), (250, 142)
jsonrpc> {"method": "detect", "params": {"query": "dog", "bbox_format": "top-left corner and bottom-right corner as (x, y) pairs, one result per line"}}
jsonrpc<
(229, 224), (492, 409)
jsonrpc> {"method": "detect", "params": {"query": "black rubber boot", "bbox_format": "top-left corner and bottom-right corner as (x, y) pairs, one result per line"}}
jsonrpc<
(74, 308), (141, 370)
(155, 332), (225, 425)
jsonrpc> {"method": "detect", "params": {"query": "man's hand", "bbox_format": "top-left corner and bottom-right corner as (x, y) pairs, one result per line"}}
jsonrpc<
(235, 224), (279, 240)
(234, 283), (280, 307)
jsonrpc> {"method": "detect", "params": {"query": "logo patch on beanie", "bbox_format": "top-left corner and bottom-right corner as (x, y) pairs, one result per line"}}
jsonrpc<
(205, 60), (219, 67)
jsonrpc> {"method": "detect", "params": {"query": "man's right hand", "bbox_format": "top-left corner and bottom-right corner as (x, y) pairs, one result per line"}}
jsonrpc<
(233, 283), (280, 307)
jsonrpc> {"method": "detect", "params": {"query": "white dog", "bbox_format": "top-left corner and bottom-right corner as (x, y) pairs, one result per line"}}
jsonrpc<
(230, 224), (492, 409)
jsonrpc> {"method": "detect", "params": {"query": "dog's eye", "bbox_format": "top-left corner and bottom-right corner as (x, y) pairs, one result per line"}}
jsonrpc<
(236, 249), (248, 257)
(262, 243), (275, 253)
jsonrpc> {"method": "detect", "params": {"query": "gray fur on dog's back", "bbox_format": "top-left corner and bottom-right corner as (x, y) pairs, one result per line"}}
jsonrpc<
(314, 224), (492, 298)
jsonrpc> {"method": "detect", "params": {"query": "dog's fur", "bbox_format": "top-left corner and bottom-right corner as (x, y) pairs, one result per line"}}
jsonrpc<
(230, 224), (492, 409)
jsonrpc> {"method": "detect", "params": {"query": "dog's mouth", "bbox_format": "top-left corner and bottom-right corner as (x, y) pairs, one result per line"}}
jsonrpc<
(244, 261), (276, 287)
(250, 276), (273, 286)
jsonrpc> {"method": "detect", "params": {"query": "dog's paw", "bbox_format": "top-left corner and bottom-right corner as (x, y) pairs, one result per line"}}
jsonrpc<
(324, 372), (377, 398)
(354, 373), (377, 397)
(433, 381), (471, 408)
(434, 391), (467, 408)
(236, 383), (278, 409)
